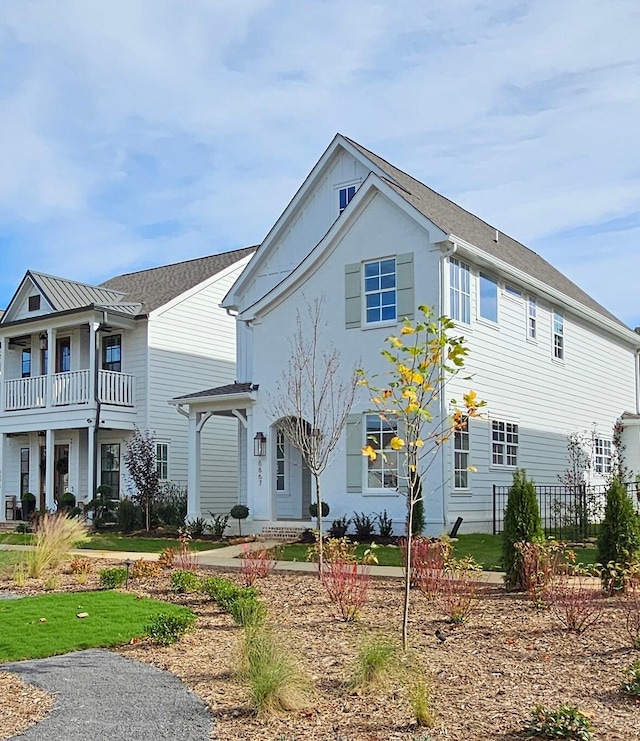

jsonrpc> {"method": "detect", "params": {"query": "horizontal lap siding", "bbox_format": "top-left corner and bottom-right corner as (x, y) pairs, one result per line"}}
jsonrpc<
(147, 269), (243, 513)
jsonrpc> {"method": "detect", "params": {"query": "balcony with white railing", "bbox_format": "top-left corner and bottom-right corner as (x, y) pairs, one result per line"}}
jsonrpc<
(3, 370), (136, 411)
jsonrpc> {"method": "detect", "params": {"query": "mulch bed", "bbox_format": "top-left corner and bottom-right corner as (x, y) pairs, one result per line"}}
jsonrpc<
(1, 561), (639, 740)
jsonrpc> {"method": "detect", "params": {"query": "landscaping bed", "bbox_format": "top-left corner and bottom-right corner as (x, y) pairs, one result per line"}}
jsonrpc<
(1, 562), (638, 740)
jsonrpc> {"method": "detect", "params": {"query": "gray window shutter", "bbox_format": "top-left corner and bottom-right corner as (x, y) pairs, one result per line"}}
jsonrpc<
(344, 263), (361, 329)
(396, 252), (414, 321)
(346, 413), (363, 493)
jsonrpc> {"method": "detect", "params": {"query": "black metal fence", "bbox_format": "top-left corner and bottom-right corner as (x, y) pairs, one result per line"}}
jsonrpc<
(493, 481), (640, 540)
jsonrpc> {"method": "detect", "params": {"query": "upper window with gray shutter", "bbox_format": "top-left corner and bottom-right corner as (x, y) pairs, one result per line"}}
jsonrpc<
(344, 253), (414, 330)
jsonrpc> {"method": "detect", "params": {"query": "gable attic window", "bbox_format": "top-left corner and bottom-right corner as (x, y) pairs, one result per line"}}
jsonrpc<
(364, 258), (396, 324)
(28, 295), (41, 311)
(338, 184), (357, 214)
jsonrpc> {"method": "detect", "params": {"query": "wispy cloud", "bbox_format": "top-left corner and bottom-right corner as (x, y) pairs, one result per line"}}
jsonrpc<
(0, 0), (638, 325)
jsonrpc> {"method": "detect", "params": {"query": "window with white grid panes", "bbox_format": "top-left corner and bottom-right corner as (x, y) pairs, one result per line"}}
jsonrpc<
(492, 420), (518, 467)
(364, 258), (396, 324)
(594, 438), (612, 475)
(454, 416), (470, 489)
(528, 297), (537, 340)
(552, 310), (564, 360)
(365, 414), (399, 490)
(449, 257), (471, 323)
(156, 443), (168, 480)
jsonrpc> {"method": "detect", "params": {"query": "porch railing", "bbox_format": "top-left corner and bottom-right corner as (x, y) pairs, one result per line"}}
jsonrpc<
(3, 376), (46, 410)
(493, 481), (640, 540)
(3, 370), (135, 410)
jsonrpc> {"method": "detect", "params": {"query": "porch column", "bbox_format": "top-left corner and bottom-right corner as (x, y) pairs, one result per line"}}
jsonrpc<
(0, 338), (6, 412)
(89, 322), (99, 404)
(187, 412), (201, 521)
(46, 327), (55, 408)
(87, 425), (96, 503)
(45, 428), (56, 511)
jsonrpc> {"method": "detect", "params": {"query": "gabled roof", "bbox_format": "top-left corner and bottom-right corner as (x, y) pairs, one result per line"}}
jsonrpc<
(172, 382), (258, 402)
(100, 247), (257, 314)
(343, 136), (623, 326)
(29, 271), (127, 312)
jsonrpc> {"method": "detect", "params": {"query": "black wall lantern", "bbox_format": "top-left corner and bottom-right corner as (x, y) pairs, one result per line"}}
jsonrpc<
(253, 431), (267, 457)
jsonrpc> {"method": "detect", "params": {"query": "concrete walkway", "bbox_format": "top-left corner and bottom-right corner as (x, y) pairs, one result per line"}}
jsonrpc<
(0, 540), (506, 583)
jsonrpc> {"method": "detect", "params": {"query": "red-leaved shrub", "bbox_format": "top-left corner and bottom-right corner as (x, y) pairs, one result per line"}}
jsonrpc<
(239, 545), (279, 586)
(547, 575), (605, 633)
(322, 559), (371, 622)
(400, 536), (451, 595)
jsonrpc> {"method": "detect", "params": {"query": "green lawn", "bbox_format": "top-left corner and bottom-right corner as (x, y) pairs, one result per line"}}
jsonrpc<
(275, 533), (599, 571)
(0, 532), (226, 553)
(0, 591), (193, 663)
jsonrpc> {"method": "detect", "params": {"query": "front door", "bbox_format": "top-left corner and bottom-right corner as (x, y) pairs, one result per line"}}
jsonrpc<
(275, 429), (306, 519)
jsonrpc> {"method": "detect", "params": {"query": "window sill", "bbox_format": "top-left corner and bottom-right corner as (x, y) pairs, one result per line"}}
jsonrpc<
(363, 490), (401, 498)
(489, 465), (518, 472)
(476, 317), (499, 330)
(551, 357), (565, 366)
(451, 489), (472, 497)
(361, 320), (398, 332)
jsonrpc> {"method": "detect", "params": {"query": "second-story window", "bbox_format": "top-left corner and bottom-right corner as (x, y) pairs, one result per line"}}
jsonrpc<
(552, 310), (564, 361)
(364, 258), (396, 324)
(339, 184), (357, 214)
(528, 297), (537, 341)
(21, 348), (31, 378)
(56, 337), (71, 373)
(449, 258), (471, 323)
(102, 335), (122, 372)
(594, 438), (612, 475)
(479, 273), (498, 323)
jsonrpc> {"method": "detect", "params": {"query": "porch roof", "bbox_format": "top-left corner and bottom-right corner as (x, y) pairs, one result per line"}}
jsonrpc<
(170, 382), (259, 416)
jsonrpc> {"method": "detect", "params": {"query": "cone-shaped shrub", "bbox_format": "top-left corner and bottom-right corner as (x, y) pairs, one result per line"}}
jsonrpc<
(598, 478), (640, 568)
(502, 468), (543, 590)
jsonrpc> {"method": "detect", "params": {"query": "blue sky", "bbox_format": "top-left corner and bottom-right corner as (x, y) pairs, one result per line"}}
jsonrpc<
(0, 1), (639, 326)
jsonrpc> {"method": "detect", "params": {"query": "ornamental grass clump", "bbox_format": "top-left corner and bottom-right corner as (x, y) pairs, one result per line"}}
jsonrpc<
(239, 624), (314, 715)
(347, 635), (398, 692)
(24, 512), (89, 578)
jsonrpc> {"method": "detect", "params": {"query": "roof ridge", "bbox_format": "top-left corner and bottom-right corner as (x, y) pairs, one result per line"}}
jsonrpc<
(104, 246), (258, 283)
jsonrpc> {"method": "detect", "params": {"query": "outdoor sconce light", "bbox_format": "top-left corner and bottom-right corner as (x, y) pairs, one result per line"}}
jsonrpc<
(39, 333), (48, 350)
(253, 432), (267, 457)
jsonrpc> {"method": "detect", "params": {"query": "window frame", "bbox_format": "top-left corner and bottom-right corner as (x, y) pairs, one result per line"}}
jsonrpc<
(21, 348), (31, 378)
(449, 257), (471, 324)
(102, 334), (122, 372)
(503, 284), (522, 301)
(552, 310), (564, 361)
(28, 295), (41, 312)
(527, 296), (537, 342)
(453, 415), (470, 490)
(363, 257), (397, 325)
(364, 413), (400, 493)
(156, 443), (169, 481)
(100, 443), (121, 499)
(491, 419), (519, 468)
(20, 447), (30, 497)
(337, 183), (358, 214)
(593, 438), (612, 475)
(478, 272), (499, 324)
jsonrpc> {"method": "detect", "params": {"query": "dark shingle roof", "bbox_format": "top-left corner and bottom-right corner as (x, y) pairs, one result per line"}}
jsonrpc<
(100, 247), (257, 314)
(344, 136), (624, 326)
(173, 382), (257, 401)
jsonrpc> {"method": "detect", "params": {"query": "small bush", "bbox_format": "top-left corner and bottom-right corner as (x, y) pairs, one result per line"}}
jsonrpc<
(328, 516), (350, 539)
(99, 567), (127, 589)
(239, 546), (280, 586)
(620, 581), (640, 649)
(597, 478), (640, 589)
(502, 469), (544, 590)
(620, 659), (640, 697)
(116, 497), (141, 533)
(376, 510), (394, 538)
(154, 482), (187, 529)
(230, 504), (250, 536)
(170, 569), (201, 593)
(516, 540), (575, 606)
(434, 571), (482, 624)
(144, 611), (196, 646)
(547, 576), (605, 634)
(175, 531), (198, 570)
(309, 501), (330, 518)
(525, 704), (594, 740)
(240, 625), (313, 715)
(409, 677), (436, 728)
(401, 536), (451, 594)
(229, 595), (267, 627)
(352, 512), (375, 539)
(43, 573), (61, 591)
(59, 491), (76, 511)
(69, 557), (94, 575)
(348, 636), (397, 691)
(200, 576), (259, 614)
(157, 547), (176, 570)
(186, 517), (209, 537)
(208, 513), (230, 539)
(131, 559), (161, 579)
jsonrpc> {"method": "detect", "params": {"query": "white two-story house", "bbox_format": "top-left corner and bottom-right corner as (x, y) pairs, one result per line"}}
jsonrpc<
(0, 247), (254, 521)
(173, 134), (640, 535)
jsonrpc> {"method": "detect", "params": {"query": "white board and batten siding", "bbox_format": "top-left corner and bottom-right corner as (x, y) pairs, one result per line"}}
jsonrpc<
(241, 150), (370, 310)
(147, 262), (249, 515)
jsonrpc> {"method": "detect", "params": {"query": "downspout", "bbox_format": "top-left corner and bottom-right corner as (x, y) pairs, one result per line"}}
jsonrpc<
(439, 240), (457, 529)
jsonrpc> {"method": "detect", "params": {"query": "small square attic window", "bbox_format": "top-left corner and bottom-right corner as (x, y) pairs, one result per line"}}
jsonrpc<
(28, 295), (41, 311)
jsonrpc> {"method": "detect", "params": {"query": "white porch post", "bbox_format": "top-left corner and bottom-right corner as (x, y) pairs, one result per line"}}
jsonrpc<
(45, 428), (56, 511)
(89, 322), (99, 404)
(46, 327), (55, 408)
(187, 412), (201, 521)
(0, 338), (6, 413)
